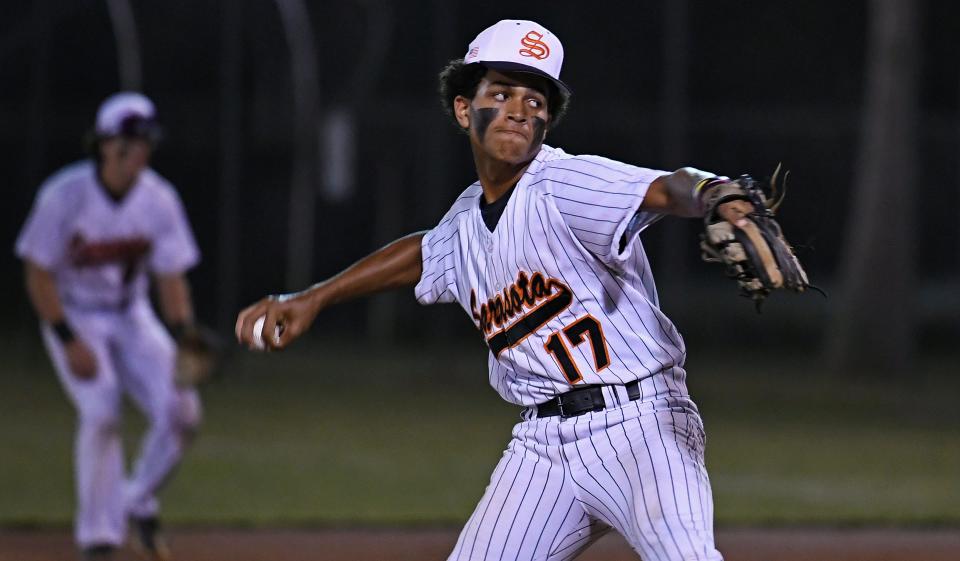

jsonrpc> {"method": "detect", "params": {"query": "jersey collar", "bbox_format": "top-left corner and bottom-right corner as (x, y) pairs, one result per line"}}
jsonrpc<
(92, 161), (143, 206)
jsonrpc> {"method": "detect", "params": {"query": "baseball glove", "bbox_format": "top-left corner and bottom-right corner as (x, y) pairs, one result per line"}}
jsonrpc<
(174, 324), (222, 387)
(699, 166), (814, 308)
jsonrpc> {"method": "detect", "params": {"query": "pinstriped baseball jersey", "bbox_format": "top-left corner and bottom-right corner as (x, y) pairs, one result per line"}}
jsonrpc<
(416, 145), (687, 406)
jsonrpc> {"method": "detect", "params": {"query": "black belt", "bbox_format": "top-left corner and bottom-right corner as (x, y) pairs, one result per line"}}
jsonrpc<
(536, 380), (642, 418)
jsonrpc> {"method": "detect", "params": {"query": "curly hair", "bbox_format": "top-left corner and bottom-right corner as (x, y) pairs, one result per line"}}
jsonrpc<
(438, 59), (570, 131)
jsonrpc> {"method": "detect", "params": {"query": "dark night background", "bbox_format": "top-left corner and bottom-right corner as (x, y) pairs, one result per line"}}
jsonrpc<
(2, 3), (960, 556)
(2, 0), (957, 362)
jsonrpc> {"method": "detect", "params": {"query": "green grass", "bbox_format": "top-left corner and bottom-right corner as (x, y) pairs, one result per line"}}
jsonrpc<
(1, 335), (957, 527)
(694, 352), (960, 525)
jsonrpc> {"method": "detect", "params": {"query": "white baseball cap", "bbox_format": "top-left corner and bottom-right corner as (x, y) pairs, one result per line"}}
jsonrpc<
(464, 20), (570, 94)
(94, 91), (161, 139)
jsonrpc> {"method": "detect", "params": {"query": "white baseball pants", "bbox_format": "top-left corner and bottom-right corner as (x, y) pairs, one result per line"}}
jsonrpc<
(41, 300), (201, 548)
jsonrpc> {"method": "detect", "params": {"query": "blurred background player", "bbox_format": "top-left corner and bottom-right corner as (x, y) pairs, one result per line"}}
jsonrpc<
(15, 92), (203, 561)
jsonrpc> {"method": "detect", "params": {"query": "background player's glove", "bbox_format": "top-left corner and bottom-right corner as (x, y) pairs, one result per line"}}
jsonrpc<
(699, 166), (813, 307)
(174, 324), (222, 387)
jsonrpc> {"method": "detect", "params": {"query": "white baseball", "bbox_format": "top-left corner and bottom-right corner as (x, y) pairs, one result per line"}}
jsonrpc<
(251, 315), (267, 350)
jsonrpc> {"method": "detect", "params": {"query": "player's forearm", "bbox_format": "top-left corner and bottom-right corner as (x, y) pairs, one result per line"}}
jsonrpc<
(155, 273), (195, 327)
(645, 168), (727, 218)
(303, 232), (426, 313)
(24, 260), (68, 324)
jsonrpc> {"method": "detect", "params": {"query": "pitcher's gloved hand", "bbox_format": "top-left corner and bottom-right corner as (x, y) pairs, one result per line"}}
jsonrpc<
(699, 166), (813, 307)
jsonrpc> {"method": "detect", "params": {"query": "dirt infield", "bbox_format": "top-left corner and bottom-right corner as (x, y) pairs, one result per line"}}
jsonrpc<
(2, 527), (959, 561)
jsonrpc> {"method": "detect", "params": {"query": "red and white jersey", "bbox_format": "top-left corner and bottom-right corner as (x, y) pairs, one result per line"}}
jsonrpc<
(416, 145), (688, 406)
(15, 160), (199, 311)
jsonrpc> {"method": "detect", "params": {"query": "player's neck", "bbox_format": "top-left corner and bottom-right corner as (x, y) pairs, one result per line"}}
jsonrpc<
(97, 165), (137, 200)
(474, 156), (531, 204)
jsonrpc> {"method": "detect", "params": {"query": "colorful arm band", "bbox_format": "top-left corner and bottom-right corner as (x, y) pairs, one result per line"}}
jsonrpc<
(692, 176), (730, 201)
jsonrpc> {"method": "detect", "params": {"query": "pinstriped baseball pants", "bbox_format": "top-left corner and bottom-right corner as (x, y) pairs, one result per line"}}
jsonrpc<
(447, 386), (723, 561)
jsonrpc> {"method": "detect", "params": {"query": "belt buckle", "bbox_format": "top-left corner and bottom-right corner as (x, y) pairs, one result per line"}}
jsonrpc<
(557, 396), (567, 418)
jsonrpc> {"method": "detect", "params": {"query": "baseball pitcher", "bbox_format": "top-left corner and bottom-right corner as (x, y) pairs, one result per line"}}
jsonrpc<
(237, 19), (809, 561)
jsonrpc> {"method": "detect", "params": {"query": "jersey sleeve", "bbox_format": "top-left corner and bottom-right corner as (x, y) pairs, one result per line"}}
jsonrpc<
(414, 198), (471, 306)
(542, 156), (668, 270)
(15, 180), (73, 270)
(149, 184), (200, 274)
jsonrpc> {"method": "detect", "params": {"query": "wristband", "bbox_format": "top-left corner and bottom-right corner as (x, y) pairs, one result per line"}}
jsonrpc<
(52, 320), (75, 344)
(692, 176), (729, 201)
(169, 322), (190, 341)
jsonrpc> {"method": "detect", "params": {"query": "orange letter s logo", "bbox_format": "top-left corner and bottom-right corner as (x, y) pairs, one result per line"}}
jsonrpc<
(518, 30), (550, 60)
